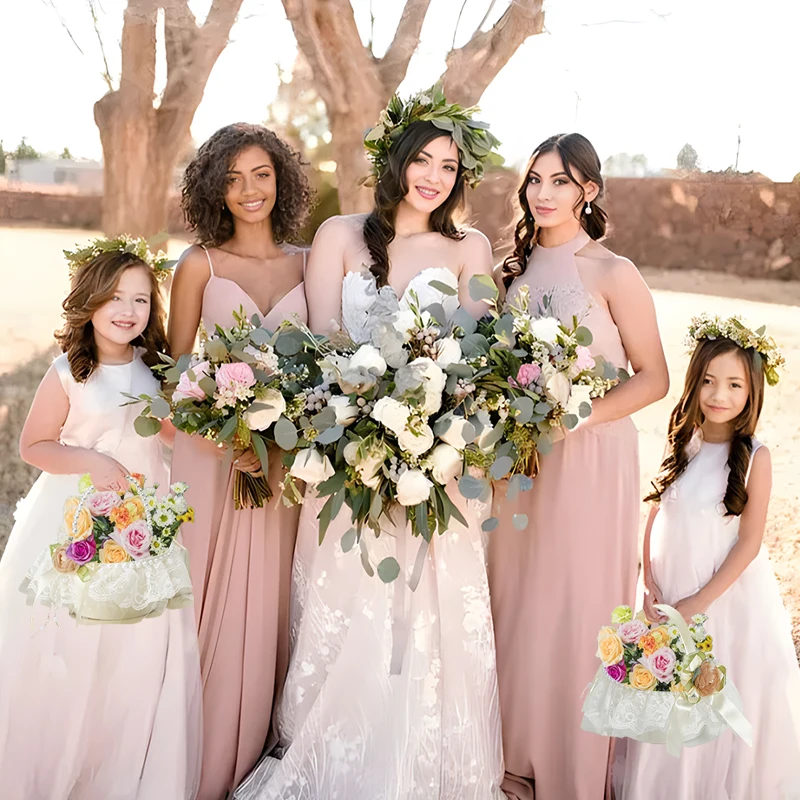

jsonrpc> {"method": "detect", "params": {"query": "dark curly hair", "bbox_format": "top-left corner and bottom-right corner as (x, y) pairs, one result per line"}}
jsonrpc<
(502, 133), (608, 289)
(55, 251), (169, 382)
(363, 121), (467, 288)
(645, 338), (765, 516)
(181, 123), (312, 247)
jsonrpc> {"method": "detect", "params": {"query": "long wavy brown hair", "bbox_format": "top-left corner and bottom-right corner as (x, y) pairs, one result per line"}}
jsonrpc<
(502, 133), (608, 289)
(363, 121), (467, 288)
(645, 338), (765, 516)
(55, 251), (169, 382)
(181, 123), (312, 247)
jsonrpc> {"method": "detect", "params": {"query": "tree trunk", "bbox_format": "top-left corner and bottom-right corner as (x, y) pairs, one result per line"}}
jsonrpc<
(94, 0), (243, 238)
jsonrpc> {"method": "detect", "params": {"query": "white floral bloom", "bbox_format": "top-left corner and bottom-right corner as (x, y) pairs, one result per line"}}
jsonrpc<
(396, 469), (433, 506)
(432, 337), (462, 368)
(348, 344), (387, 376)
(243, 344), (280, 374)
(169, 482), (188, 495)
(144, 496), (158, 512)
(154, 508), (176, 527)
(544, 370), (571, 408)
(371, 397), (411, 436)
(530, 316), (562, 344)
(437, 414), (475, 450)
(395, 357), (445, 416)
(171, 495), (188, 514)
(290, 449), (335, 485)
(343, 441), (361, 466)
(320, 354), (351, 384)
(691, 625), (708, 642)
(327, 395), (359, 426)
(344, 440), (386, 489)
(398, 423), (434, 457)
(565, 383), (592, 419)
(392, 309), (418, 342)
(430, 443), (462, 485)
(244, 388), (286, 431)
(471, 409), (495, 450)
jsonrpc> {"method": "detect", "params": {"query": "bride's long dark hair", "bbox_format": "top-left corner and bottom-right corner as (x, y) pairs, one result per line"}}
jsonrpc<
(363, 121), (467, 288)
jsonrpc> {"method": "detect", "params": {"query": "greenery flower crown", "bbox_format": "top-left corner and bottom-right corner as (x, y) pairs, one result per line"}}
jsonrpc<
(686, 313), (785, 386)
(362, 82), (502, 189)
(65, 235), (173, 282)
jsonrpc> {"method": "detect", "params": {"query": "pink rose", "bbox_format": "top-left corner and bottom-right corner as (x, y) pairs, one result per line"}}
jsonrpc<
(85, 491), (122, 517)
(215, 362), (256, 393)
(647, 646), (677, 683)
(112, 520), (153, 560)
(65, 537), (96, 566)
(574, 346), (595, 373)
(174, 361), (210, 401)
(618, 619), (650, 644)
(516, 362), (542, 388)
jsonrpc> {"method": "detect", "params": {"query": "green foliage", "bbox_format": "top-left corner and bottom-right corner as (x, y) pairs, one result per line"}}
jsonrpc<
(12, 136), (42, 161)
(0, 140), (5, 175)
(60, 147), (73, 160)
(676, 143), (700, 171)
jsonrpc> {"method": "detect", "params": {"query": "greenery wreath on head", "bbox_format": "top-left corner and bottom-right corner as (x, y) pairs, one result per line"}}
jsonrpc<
(362, 81), (502, 189)
(64, 235), (173, 282)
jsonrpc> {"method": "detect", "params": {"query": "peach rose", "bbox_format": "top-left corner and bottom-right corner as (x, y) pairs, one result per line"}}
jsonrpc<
(597, 627), (624, 666)
(693, 660), (723, 697)
(99, 540), (131, 564)
(630, 663), (657, 691)
(110, 497), (145, 530)
(52, 545), (79, 574)
(63, 497), (93, 541)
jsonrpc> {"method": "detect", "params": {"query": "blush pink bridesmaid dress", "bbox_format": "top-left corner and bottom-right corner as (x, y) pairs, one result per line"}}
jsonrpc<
(170, 247), (307, 800)
(488, 229), (640, 800)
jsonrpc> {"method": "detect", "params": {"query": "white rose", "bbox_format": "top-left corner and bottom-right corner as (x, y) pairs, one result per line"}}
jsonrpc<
(398, 423), (434, 457)
(243, 388), (286, 431)
(328, 395), (359, 426)
(401, 357), (445, 416)
(432, 337), (462, 368)
(545, 370), (571, 408)
(344, 440), (385, 489)
(319, 354), (351, 384)
(343, 440), (360, 465)
(243, 344), (279, 374)
(371, 397), (411, 436)
(530, 316), (562, 345)
(437, 414), (476, 450)
(430, 443), (462, 485)
(392, 309), (418, 342)
(565, 383), (593, 419)
(290, 448), (335, 485)
(395, 469), (433, 506)
(348, 345), (387, 376)
(471, 409), (495, 450)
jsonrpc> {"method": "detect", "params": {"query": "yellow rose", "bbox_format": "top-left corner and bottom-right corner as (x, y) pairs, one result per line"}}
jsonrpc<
(597, 627), (624, 666)
(99, 540), (131, 564)
(52, 545), (79, 574)
(63, 497), (93, 541)
(630, 664), (657, 691)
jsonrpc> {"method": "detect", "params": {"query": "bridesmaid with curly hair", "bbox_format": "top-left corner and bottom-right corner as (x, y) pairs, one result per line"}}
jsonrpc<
(168, 123), (312, 800)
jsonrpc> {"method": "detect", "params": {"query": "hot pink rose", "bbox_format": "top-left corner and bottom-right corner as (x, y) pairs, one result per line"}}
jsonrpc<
(85, 490), (122, 517)
(647, 646), (677, 683)
(215, 362), (256, 393)
(574, 345), (596, 373)
(112, 520), (153, 560)
(617, 619), (650, 644)
(174, 361), (210, 401)
(516, 362), (542, 388)
(605, 662), (627, 683)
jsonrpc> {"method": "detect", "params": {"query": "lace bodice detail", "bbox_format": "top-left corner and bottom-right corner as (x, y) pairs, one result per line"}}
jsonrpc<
(341, 267), (459, 345)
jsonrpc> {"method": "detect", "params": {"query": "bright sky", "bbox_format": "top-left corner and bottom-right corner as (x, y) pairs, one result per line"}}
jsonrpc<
(3, 0), (798, 180)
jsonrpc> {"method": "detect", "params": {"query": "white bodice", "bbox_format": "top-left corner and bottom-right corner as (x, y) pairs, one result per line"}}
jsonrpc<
(341, 267), (459, 344)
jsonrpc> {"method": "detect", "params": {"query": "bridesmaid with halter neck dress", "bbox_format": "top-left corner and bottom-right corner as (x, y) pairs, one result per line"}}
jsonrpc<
(168, 124), (312, 800)
(488, 134), (669, 800)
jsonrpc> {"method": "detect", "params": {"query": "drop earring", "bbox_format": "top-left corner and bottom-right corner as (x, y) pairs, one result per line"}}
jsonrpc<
(585, 201), (592, 216)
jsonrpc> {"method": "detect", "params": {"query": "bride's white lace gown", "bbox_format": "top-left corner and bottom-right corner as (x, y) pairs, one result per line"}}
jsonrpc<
(234, 268), (505, 800)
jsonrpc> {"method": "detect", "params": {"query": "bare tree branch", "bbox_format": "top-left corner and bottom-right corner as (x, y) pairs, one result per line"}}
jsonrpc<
(452, 0), (469, 50)
(377, 0), (433, 94)
(87, 0), (116, 90)
(473, 0), (499, 37)
(368, 0), (375, 54)
(39, 0), (87, 57)
(442, 0), (545, 107)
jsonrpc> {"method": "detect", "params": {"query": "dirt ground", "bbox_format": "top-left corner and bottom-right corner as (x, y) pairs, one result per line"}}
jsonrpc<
(1, 225), (798, 658)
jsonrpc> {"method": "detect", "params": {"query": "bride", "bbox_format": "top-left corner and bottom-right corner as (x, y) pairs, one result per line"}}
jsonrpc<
(235, 87), (506, 800)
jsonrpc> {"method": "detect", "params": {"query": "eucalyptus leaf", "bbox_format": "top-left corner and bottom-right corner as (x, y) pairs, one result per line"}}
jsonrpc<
(460, 333), (490, 359)
(249, 327), (272, 346)
(496, 440), (514, 459)
(468, 273), (498, 304)
(579, 401), (592, 419)
(377, 556), (401, 583)
(490, 455), (514, 480)
(330, 486), (346, 520)
(341, 527), (357, 553)
(537, 434), (553, 456)
(562, 413), (579, 430)
(481, 517), (499, 532)
(427, 279), (458, 296)
(458, 474), (489, 500)
(534, 401), (551, 415)
(575, 326), (594, 347)
(359, 538), (375, 577)
(451, 307), (477, 335)
(198, 376), (217, 397)
(424, 302), (447, 325)
(512, 513), (529, 530)
(149, 396), (172, 419)
(312, 406), (337, 431)
(134, 415), (162, 438)
(317, 470), (346, 497)
(315, 424), (344, 445)
(415, 502), (430, 541)
(204, 338), (229, 361)
(446, 362), (474, 378)
(274, 415), (299, 450)
(275, 330), (305, 356)
(251, 433), (270, 476)
(217, 414), (238, 442)
(511, 396), (534, 425)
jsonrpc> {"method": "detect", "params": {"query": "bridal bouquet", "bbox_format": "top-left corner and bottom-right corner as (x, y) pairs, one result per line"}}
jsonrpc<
(581, 604), (752, 756)
(132, 309), (311, 509)
(465, 276), (628, 477)
(21, 474), (194, 624)
(281, 271), (533, 581)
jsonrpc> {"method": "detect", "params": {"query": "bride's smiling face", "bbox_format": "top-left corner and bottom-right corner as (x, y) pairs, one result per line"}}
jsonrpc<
(403, 136), (459, 214)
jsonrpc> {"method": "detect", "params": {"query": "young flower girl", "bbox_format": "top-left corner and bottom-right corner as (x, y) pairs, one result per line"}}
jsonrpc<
(0, 240), (202, 800)
(616, 315), (800, 799)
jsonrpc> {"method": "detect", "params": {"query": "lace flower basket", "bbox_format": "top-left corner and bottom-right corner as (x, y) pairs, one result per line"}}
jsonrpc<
(20, 474), (194, 625)
(581, 604), (752, 757)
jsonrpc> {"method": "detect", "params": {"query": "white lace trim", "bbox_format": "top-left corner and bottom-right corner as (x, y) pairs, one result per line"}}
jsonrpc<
(581, 668), (733, 746)
(21, 543), (193, 623)
(522, 284), (593, 325)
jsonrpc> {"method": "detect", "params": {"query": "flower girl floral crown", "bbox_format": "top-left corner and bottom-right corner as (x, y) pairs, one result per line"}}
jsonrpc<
(64, 235), (172, 282)
(362, 81), (502, 189)
(686, 313), (785, 386)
